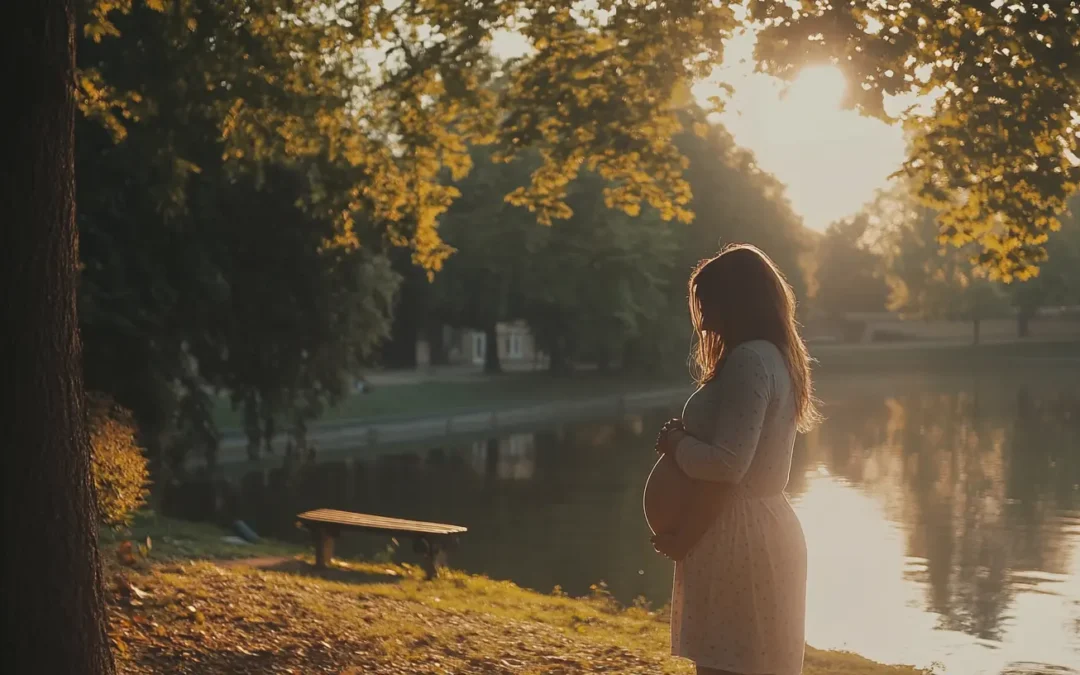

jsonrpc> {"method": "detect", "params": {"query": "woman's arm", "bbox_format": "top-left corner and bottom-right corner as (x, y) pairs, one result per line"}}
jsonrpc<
(673, 345), (772, 483)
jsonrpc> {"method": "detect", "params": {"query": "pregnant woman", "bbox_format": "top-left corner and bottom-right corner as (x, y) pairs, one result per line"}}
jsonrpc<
(652, 244), (820, 675)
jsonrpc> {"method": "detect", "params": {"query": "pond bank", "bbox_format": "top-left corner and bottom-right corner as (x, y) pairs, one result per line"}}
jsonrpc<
(215, 386), (688, 462)
(105, 515), (928, 675)
(210, 341), (1080, 464)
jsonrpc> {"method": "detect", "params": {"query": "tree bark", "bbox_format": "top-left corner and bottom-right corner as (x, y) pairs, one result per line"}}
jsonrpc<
(483, 321), (502, 374)
(3, 1), (116, 673)
(548, 335), (571, 375)
(484, 438), (500, 479)
(1017, 309), (1032, 339)
(425, 323), (449, 366)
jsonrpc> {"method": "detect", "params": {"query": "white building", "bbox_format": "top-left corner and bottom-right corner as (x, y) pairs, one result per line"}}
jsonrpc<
(416, 320), (547, 369)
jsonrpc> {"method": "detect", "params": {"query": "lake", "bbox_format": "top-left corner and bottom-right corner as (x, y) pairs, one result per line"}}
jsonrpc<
(165, 366), (1080, 674)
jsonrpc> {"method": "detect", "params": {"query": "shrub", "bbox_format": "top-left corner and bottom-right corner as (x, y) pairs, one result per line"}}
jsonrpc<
(88, 392), (149, 527)
(585, 581), (621, 614)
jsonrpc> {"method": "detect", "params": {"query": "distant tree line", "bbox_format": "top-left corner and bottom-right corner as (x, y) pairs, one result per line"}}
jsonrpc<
(382, 124), (812, 376)
(73, 1), (811, 470)
(79, 95), (812, 468)
(814, 185), (1080, 344)
(67, 1), (1080, 477)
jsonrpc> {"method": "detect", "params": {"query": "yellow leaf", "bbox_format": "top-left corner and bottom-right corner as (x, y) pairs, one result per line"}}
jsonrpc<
(669, 80), (693, 109)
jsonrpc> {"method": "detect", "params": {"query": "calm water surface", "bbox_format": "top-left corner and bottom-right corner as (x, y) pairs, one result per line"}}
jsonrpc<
(168, 368), (1080, 674)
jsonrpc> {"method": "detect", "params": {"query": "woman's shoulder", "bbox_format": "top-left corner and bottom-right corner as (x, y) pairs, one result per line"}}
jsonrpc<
(727, 341), (785, 393)
(730, 339), (781, 367)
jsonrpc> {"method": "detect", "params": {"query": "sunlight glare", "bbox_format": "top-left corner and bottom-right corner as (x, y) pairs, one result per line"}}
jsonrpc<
(700, 32), (907, 231)
(495, 25), (910, 232)
(787, 65), (847, 112)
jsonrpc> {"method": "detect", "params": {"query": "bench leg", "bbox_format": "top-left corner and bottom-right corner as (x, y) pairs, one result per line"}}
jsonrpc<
(414, 537), (444, 580)
(312, 526), (337, 569)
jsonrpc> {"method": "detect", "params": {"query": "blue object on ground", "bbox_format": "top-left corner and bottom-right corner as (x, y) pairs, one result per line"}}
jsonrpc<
(232, 520), (260, 543)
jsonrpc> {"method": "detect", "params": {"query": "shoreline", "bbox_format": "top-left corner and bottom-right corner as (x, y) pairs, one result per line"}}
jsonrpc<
(213, 386), (689, 464)
(207, 340), (1079, 466)
(105, 514), (929, 675)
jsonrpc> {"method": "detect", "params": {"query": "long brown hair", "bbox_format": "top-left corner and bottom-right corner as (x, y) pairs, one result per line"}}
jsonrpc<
(688, 244), (821, 432)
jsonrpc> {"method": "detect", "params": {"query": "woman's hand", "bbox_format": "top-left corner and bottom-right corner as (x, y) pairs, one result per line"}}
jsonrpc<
(651, 530), (694, 561)
(655, 418), (686, 456)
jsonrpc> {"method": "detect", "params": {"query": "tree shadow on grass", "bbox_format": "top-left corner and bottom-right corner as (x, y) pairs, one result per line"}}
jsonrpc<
(220, 555), (412, 586)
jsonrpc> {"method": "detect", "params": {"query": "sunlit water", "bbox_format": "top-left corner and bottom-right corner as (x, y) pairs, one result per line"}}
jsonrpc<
(167, 368), (1080, 674)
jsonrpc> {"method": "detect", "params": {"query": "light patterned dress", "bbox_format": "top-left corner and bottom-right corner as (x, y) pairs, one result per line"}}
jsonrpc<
(671, 340), (807, 674)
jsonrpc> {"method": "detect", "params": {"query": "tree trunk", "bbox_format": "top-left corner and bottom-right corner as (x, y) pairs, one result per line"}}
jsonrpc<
(972, 316), (981, 346)
(595, 343), (613, 373)
(381, 305), (418, 368)
(426, 323), (448, 366)
(381, 251), (423, 368)
(483, 321), (502, 374)
(1017, 309), (1031, 339)
(548, 335), (571, 375)
(484, 438), (500, 479)
(3, 1), (116, 672)
(243, 393), (261, 460)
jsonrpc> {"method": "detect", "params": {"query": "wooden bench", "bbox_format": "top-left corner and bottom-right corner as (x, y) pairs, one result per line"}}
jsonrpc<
(296, 508), (467, 579)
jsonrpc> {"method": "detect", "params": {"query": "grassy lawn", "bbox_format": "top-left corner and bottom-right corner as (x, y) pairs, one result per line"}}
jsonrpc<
(101, 513), (298, 562)
(211, 340), (1080, 431)
(212, 371), (688, 430)
(106, 514), (928, 674)
(812, 339), (1080, 374)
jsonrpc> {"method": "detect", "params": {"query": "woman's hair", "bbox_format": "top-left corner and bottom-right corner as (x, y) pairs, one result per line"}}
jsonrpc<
(688, 243), (821, 432)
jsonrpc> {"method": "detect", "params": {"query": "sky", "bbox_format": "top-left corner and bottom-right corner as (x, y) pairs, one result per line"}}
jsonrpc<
(491, 29), (908, 232)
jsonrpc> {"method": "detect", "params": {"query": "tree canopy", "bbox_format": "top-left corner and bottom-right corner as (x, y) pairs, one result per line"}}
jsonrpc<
(412, 119), (811, 375)
(78, 3), (403, 463)
(80, 0), (743, 271)
(752, 0), (1080, 280)
(77, 0), (1080, 462)
(75, 0), (743, 460)
(84, 1), (1079, 281)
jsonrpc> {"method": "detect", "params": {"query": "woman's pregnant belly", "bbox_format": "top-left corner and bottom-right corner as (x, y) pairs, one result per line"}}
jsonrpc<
(643, 454), (733, 538)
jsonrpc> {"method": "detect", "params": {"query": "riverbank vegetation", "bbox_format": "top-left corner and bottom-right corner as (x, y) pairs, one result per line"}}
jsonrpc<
(106, 515), (927, 675)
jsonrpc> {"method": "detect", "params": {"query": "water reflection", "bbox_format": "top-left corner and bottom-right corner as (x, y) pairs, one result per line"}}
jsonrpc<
(164, 370), (1080, 674)
(469, 434), (537, 480)
(797, 374), (1080, 671)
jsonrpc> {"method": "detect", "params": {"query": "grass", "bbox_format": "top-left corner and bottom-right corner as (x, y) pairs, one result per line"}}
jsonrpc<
(212, 371), (686, 430)
(105, 513), (930, 674)
(812, 339), (1080, 374)
(100, 512), (298, 562)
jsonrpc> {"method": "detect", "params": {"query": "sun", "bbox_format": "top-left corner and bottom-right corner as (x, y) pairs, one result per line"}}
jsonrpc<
(706, 48), (905, 232)
(786, 65), (848, 112)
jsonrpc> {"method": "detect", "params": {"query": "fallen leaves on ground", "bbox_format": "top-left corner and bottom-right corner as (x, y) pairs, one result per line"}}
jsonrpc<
(107, 557), (674, 674)
(107, 554), (927, 675)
